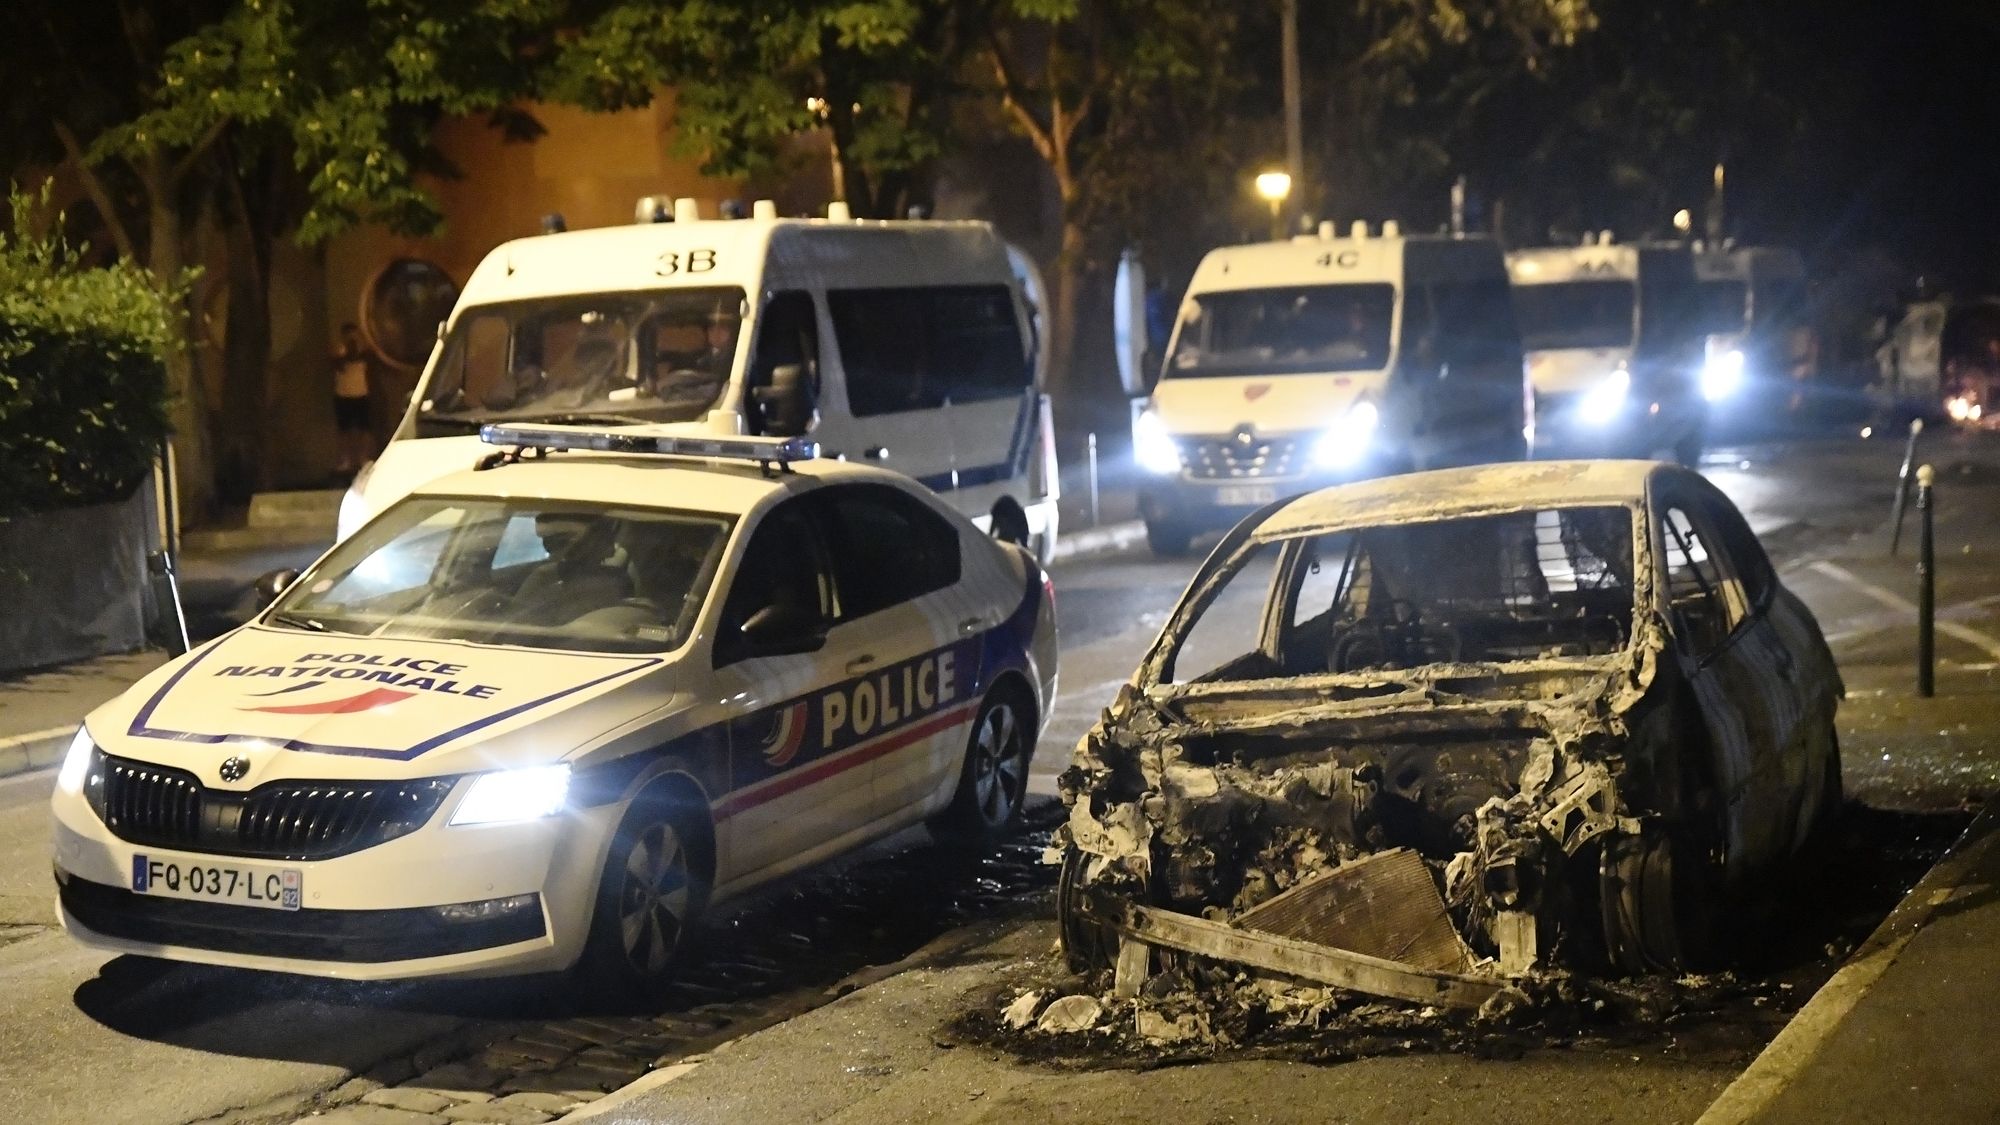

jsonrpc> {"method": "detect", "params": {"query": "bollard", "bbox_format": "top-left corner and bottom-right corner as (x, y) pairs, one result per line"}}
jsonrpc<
(1086, 431), (1101, 529)
(1916, 463), (1935, 698)
(1890, 417), (1924, 556)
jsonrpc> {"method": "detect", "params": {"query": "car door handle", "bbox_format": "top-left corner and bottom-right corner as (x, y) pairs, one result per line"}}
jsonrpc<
(845, 654), (877, 674)
(959, 616), (989, 635)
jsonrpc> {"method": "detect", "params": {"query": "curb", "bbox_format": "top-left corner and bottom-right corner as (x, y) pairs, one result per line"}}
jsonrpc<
(0, 725), (73, 782)
(1051, 519), (1146, 563)
(1696, 799), (2000, 1124)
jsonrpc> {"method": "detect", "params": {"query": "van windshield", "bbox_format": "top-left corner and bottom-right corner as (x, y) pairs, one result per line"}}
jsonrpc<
(1166, 284), (1394, 377)
(1700, 280), (1749, 335)
(1514, 281), (1636, 351)
(418, 288), (746, 435)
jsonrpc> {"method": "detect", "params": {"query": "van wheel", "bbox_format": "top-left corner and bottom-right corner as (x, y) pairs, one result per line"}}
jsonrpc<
(577, 794), (710, 1008)
(989, 502), (1030, 548)
(1673, 429), (1705, 468)
(1145, 517), (1191, 557)
(930, 686), (1034, 847)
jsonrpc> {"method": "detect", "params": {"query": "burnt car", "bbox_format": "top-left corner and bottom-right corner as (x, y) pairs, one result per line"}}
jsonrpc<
(1057, 461), (1841, 1003)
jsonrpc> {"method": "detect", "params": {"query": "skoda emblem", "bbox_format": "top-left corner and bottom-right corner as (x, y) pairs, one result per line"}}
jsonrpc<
(218, 756), (250, 783)
(1232, 426), (1257, 449)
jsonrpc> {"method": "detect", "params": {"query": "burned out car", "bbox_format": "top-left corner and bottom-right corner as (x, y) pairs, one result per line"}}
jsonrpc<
(1057, 460), (1841, 1006)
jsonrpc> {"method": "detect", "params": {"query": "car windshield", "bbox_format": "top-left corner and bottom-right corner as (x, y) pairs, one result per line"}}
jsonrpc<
(1166, 283), (1395, 377)
(1162, 506), (1637, 685)
(418, 288), (747, 435)
(1514, 280), (1636, 351)
(269, 497), (733, 654)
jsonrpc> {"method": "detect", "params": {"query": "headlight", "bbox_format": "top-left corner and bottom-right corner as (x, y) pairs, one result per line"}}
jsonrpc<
(335, 461), (375, 542)
(449, 764), (571, 826)
(1578, 368), (1630, 426)
(1701, 349), (1745, 401)
(1312, 401), (1379, 468)
(1947, 394), (1983, 422)
(1132, 409), (1182, 475)
(56, 727), (94, 794)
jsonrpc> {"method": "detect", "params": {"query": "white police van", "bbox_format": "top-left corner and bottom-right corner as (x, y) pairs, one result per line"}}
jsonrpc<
(1694, 245), (1812, 415)
(1508, 237), (1707, 463)
(53, 426), (1058, 999)
(1132, 222), (1528, 555)
(341, 199), (1059, 560)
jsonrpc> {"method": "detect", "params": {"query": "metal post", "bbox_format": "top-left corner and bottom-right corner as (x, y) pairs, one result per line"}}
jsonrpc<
(1086, 431), (1101, 529)
(1917, 464), (1935, 698)
(1890, 417), (1924, 556)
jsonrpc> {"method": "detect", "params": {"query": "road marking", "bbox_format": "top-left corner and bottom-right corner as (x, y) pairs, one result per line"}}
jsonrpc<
(1807, 561), (2000, 661)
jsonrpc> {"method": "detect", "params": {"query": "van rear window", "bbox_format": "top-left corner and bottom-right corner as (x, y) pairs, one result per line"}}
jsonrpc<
(1166, 284), (1395, 377)
(826, 286), (1028, 417)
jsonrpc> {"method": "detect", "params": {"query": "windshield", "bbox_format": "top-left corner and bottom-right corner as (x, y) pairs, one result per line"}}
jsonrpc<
(419, 288), (747, 434)
(1513, 281), (1636, 351)
(1162, 506), (1636, 685)
(1166, 283), (1395, 377)
(270, 497), (732, 654)
(1700, 279), (1749, 335)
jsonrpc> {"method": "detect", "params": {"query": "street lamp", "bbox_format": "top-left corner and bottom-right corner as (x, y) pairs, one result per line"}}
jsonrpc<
(1255, 170), (1292, 240)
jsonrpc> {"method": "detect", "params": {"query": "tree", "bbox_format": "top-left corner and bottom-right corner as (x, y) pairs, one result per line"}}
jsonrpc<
(550, 0), (977, 219)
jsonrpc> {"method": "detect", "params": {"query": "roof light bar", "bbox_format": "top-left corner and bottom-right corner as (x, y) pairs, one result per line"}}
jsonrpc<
(479, 423), (818, 464)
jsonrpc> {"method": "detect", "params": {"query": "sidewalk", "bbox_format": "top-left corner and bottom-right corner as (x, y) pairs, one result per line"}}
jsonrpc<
(0, 650), (167, 777)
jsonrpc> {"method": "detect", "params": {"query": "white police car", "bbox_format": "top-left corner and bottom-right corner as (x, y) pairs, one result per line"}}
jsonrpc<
(50, 426), (1058, 999)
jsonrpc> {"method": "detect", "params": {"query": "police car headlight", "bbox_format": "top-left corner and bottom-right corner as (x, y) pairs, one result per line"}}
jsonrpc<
(56, 726), (94, 794)
(450, 765), (571, 826)
(1312, 401), (1379, 468)
(1133, 409), (1182, 475)
(1578, 368), (1630, 426)
(1701, 349), (1745, 402)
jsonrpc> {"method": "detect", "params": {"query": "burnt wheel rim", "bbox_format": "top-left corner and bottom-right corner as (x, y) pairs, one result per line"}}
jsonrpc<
(971, 700), (1027, 827)
(617, 821), (691, 976)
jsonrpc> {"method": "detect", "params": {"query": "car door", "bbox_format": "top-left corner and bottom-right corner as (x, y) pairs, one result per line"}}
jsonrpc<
(709, 495), (869, 884)
(808, 483), (980, 819)
(1654, 488), (1798, 878)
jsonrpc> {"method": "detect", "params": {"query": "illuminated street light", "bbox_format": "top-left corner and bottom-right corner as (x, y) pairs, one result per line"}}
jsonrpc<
(1255, 170), (1292, 240)
(1673, 208), (1694, 235)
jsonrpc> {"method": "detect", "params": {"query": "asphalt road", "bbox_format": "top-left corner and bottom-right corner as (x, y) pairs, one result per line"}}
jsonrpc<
(2, 431), (1995, 1124)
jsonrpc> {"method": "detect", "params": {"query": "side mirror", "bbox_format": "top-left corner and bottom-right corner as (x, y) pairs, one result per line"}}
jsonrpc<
(254, 569), (300, 610)
(753, 362), (818, 436)
(739, 601), (825, 656)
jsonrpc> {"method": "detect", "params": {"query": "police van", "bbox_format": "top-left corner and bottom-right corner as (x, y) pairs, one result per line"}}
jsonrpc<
(1508, 237), (1707, 463)
(1694, 245), (1813, 417)
(340, 200), (1059, 559)
(1131, 222), (1528, 555)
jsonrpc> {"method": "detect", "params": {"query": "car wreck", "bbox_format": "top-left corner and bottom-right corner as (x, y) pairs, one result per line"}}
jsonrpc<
(1056, 461), (1842, 1009)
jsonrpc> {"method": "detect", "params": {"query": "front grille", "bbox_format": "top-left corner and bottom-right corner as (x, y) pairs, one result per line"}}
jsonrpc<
(60, 876), (545, 963)
(88, 753), (456, 861)
(1184, 434), (1302, 479)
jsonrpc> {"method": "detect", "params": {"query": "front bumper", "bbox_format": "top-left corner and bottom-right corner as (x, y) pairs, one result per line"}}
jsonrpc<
(1138, 469), (1355, 532)
(1533, 391), (1702, 457)
(51, 775), (620, 981)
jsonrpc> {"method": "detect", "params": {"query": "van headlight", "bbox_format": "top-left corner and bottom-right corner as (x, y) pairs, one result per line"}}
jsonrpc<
(1578, 368), (1630, 426)
(57, 727), (95, 794)
(1312, 401), (1379, 468)
(1133, 409), (1182, 475)
(450, 765), (571, 826)
(1701, 349), (1745, 402)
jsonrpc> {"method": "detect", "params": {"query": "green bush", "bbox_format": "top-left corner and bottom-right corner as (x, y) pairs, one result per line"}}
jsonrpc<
(0, 184), (184, 518)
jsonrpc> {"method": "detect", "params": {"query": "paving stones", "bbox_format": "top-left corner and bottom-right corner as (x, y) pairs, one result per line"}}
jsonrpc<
(360, 1089), (458, 1115)
(438, 1103), (554, 1125)
(305, 1105), (450, 1125)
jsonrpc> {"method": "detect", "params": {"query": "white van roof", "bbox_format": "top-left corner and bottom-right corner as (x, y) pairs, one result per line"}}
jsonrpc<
(456, 217), (1016, 310)
(1507, 243), (1642, 285)
(1185, 231), (1506, 292)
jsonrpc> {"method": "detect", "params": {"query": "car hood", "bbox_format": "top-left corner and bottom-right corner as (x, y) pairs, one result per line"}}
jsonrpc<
(1150, 371), (1382, 437)
(85, 625), (675, 784)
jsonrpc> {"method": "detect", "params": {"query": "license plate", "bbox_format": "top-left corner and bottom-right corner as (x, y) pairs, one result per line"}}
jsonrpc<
(1213, 484), (1277, 506)
(131, 854), (302, 911)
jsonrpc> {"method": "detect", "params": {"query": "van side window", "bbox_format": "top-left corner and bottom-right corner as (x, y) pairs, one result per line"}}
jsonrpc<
(827, 289), (940, 415)
(930, 286), (1029, 401)
(1431, 279), (1522, 370)
(813, 484), (961, 620)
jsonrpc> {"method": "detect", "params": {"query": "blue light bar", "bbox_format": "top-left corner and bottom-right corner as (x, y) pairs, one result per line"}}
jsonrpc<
(479, 423), (818, 464)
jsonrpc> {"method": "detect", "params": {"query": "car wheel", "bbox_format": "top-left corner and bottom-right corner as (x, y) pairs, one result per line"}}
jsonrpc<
(929, 686), (1033, 847)
(1145, 516), (1192, 557)
(1057, 845), (1119, 974)
(578, 795), (710, 1007)
(1601, 818), (1724, 974)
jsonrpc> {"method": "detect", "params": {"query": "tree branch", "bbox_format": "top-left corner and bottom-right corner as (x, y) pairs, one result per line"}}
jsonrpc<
(52, 120), (138, 262)
(986, 36), (1055, 165)
(170, 117), (229, 187)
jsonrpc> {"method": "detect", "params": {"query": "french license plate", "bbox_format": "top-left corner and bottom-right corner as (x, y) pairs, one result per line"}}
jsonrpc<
(1214, 484), (1277, 506)
(131, 854), (302, 911)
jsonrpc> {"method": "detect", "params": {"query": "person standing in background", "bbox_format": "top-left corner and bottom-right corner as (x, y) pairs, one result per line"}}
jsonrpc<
(331, 323), (373, 478)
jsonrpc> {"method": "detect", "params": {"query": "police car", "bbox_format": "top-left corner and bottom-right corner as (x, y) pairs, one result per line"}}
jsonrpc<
(50, 425), (1058, 999)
